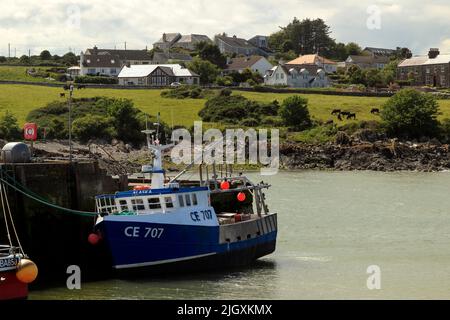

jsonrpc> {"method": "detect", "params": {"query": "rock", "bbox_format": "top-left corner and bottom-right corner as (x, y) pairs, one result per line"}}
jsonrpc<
(335, 132), (351, 145)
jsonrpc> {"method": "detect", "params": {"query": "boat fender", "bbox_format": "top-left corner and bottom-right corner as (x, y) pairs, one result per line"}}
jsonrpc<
(16, 259), (38, 284)
(88, 233), (101, 245)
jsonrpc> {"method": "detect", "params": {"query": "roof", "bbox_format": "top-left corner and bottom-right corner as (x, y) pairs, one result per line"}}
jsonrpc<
(85, 48), (152, 61)
(286, 54), (337, 65)
(117, 64), (199, 78)
(177, 34), (211, 44)
(82, 54), (121, 68)
(215, 35), (257, 49)
(347, 55), (390, 64)
(225, 55), (265, 71)
(363, 47), (396, 56)
(152, 52), (193, 62)
(398, 54), (450, 67)
(155, 33), (181, 44)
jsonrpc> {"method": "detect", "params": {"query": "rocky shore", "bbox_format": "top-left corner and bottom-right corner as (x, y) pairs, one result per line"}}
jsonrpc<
(280, 138), (450, 172)
(2, 137), (450, 173)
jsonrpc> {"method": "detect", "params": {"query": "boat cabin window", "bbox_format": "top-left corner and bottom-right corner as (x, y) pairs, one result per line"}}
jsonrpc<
(119, 200), (129, 211)
(131, 198), (145, 211)
(148, 197), (162, 209)
(178, 195), (185, 207)
(191, 193), (198, 206)
(165, 196), (174, 209)
(185, 194), (191, 206)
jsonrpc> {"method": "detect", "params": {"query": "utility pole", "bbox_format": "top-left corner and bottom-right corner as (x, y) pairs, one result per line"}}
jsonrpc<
(124, 41), (127, 50)
(8, 43), (10, 58)
(14, 48), (16, 58)
(28, 49), (31, 58)
(68, 84), (74, 162)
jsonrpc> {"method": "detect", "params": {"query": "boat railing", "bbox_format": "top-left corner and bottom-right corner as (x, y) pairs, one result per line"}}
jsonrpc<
(0, 245), (18, 257)
(95, 194), (119, 215)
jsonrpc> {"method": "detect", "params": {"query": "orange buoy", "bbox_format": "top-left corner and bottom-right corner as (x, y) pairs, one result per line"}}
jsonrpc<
(220, 180), (230, 190)
(88, 233), (101, 245)
(237, 192), (246, 202)
(16, 259), (38, 284)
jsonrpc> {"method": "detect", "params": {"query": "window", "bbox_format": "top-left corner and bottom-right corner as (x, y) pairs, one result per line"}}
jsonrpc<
(138, 78), (144, 85)
(178, 195), (185, 207)
(165, 196), (174, 208)
(426, 68), (431, 74)
(119, 200), (129, 211)
(441, 66), (446, 73)
(131, 198), (145, 211)
(148, 197), (161, 209)
(281, 73), (284, 79)
(185, 194), (192, 206)
(110, 68), (117, 74)
(441, 75), (446, 86)
(88, 68), (96, 74)
(275, 74), (279, 80)
(191, 193), (198, 206)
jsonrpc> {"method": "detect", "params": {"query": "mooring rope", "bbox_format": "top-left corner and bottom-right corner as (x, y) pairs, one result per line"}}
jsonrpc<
(1, 182), (25, 255)
(0, 182), (13, 247)
(0, 177), (98, 217)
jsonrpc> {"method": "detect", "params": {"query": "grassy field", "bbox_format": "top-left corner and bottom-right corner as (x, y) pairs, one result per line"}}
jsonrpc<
(0, 66), (62, 83)
(3, 84), (450, 128)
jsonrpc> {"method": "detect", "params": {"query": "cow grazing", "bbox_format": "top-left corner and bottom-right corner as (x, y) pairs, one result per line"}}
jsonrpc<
(331, 109), (341, 115)
(371, 108), (380, 114)
(77, 84), (86, 89)
(60, 93), (65, 98)
(347, 113), (356, 120)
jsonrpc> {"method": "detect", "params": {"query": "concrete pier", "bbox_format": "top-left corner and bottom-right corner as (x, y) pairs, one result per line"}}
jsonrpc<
(0, 161), (128, 286)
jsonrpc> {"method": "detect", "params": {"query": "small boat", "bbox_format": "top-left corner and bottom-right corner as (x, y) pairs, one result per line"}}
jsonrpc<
(91, 128), (277, 274)
(0, 246), (28, 300)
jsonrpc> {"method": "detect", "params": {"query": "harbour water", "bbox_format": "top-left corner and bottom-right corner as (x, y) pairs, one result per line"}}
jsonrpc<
(30, 171), (450, 299)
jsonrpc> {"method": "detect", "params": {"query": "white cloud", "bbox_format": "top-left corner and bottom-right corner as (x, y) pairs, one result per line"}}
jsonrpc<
(0, 0), (448, 57)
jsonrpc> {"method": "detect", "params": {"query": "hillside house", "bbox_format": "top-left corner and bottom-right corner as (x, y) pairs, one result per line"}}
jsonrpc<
(397, 48), (450, 87)
(264, 65), (330, 88)
(223, 55), (273, 76)
(345, 55), (390, 70)
(214, 34), (261, 56)
(153, 33), (212, 51)
(117, 64), (199, 86)
(285, 54), (338, 74)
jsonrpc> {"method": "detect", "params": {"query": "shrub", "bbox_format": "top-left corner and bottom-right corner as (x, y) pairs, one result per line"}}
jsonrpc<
(279, 95), (312, 130)
(239, 118), (259, 127)
(0, 111), (21, 140)
(160, 85), (205, 99)
(74, 76), (118, 84)
(215, 76), (233, 86)
(72, 115), (115, 142)
(381, 89), (440, 139)
(439, 118), (450, 143)
(199, 94), (279, 126)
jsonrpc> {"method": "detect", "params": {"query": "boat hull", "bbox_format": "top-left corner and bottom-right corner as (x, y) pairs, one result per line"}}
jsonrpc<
(0, 271), (28, 300)
(97, 213), (277, 274)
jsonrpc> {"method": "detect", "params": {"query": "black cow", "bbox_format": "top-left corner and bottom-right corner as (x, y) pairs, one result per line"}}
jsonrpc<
(60, 93), (65, 98)
(77, 84), (86, 89)
(347, 113), (356, 120)
(331, 109), (341, 115)
(371, 108), (380, 114)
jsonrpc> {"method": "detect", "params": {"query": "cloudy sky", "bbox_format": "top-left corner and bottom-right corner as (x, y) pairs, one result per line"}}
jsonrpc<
(1, 0), (450, 57)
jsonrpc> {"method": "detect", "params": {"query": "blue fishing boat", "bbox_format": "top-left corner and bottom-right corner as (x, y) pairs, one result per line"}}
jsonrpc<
(92, 129), (277, 273)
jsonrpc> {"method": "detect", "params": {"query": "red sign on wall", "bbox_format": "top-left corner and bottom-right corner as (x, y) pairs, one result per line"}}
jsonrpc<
(24, 123), (38, 141)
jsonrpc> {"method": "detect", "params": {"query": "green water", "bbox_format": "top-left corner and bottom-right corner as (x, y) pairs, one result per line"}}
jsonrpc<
(29, 171), (450, 299)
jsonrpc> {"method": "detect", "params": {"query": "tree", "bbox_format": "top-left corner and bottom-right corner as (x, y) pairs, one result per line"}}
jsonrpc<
(381, 89), (441, 139)
(279, 95), (311, 129)
(281, 40), (294, 52)
(62, 52), (78, 65)
(0, 110), (21, 140)
(195, 42), (227, 68)
(105, 98), (144, 144)
(345, 42), (362, 56)
(188, 57), (220, 84)
(394, 47), (412, 59)
(364, 69), (383, 87)
(19, 55), (31, 64)
(346, 65), (365, 85)
(0, 56), (7, 63)
(269, 18), (336, 57)
(40, 50), (52, 60)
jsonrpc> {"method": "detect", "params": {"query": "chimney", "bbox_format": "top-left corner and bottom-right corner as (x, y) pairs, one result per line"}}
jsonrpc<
(163, 33), (167, 42)
(428, 48), (440, 59)
(79, 51), (84, 67)
(93, 45), (98, 55)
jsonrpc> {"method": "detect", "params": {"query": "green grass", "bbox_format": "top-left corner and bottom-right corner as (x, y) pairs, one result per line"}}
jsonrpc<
(3, 84), (450, 129)
(0, 66), (62, 83)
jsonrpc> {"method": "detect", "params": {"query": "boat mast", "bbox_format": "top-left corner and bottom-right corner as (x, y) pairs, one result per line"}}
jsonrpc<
(142, 113), (173, 189)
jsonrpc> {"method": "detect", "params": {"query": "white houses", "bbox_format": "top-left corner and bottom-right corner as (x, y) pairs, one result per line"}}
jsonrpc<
(223, 55), (273, 76)
(264, 65), (330, 88)
(117, 64), (199, 86)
